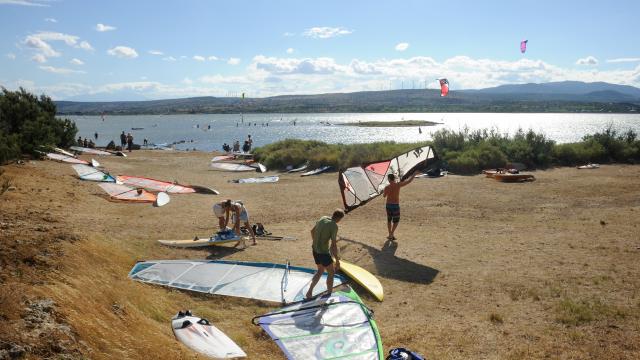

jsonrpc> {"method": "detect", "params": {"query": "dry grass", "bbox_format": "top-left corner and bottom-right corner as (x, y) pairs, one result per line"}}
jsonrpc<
(1, 152), (640, 359)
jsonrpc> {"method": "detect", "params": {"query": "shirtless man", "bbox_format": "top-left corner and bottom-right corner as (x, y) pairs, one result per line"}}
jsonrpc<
(382, 172), (417, 241)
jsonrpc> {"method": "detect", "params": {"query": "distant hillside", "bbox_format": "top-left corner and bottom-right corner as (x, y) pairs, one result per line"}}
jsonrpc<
(55, 81), (640, 115)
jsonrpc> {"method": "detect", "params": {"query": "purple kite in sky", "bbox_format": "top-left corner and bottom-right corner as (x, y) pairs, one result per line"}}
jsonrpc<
(520, 40), (528, 54)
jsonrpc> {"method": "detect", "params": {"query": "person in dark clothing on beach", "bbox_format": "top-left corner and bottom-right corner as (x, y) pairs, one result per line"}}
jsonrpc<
(126, 133), (133, 152)
(83, 138), (88, 147)
(305, 209), (344, 300)
(120, 131), (126, 149)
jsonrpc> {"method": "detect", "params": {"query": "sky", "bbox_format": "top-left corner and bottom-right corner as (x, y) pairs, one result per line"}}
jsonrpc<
(1, 0), (639, 101)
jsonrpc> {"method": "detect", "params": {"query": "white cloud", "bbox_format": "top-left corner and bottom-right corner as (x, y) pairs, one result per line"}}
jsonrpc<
(283, 32), (295, 37)
(253, 55), (344, 75)
(606, 58), (640, 63)
(78, 41), (93, 51)
(162, 56), (176, 62)
(96, 23), (116, 32)
(193, 55), (205, 62)
(23, 32), (93, 63)
(208, 56), (218, 61)
(183, 77), (193, 84)
(148, 50), (163, 55)
(395, 42), (409, 51)
(70, 58), (84, 65)
(44, 18), (57, 23)
(0, 0), (49, 7)
(31, 53), (47, 63)
(576, 56), (598, 66)
(6, 53), (16, 60)
(227, 57), (241, 65)
(39, 65), (85, 74)
(24, 34), (60, 57)
(107, 46), (138, 58)
(286, 48), (294, 54)
(302, 27), (352, 39)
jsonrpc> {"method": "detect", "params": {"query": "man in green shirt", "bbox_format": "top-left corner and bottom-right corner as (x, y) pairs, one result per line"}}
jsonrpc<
(305, 209), (345, 300)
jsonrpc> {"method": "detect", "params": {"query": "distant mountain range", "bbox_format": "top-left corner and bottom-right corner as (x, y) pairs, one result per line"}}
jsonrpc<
(55, 81), (640, 115)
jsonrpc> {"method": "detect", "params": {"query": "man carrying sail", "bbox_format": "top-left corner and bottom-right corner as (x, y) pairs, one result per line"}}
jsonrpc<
(383, 172), (417, 241)
(305, 209), (344, 300)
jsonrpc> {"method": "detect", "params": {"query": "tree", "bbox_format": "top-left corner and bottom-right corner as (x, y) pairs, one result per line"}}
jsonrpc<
(0, 87), (77, 164)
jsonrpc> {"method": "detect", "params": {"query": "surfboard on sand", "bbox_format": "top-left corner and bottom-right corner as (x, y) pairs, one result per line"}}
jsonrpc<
(337, 259), (384, 302)
(158, 229), (242, 248)
(300, 166), (331, 177)
(172, 312), (246, 359)
(158, 235), (243, 248)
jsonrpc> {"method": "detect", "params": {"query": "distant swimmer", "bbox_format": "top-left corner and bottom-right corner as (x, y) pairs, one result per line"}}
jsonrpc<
(382, 172), (417, 241)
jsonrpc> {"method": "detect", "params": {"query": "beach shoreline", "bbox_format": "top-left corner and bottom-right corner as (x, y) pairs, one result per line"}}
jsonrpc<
(1, 150), (639, 359)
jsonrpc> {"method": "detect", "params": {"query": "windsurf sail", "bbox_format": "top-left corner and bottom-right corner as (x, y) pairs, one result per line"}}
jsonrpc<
(520, 39), (528, 54)
(70, 146), (113, 156)
(128, 260), (346, 304)
(339, 146), (437, 213)
(439, 79), (449, 97)
(253, 287), (384, 360)
(210, 162), (261, 172)
(98, 183), (159, 203)
(230, 176), (279, 184)
(72, 164), (116, 182)
(116, 175), (196, 194)
(46, 153), (89, 165)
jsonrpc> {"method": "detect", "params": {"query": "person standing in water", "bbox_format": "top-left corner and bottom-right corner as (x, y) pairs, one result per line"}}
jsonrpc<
(382, 172), (417, 241)
(305, 209), (344, 300)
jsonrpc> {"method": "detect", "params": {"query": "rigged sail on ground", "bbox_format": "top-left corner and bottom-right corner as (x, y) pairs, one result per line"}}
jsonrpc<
(520, 39), (528, 54)
(69, 146), (113, 156)
(128, 260), (346, 304)
(72, 164), (116, 182)
(439, 79), (449, 97)
(98, 183), (158, 203)
(254, 287), (384, 360)
(46, 153), (89, 165)
(116, 175), (196, 194)
(339, 146), (437, 213)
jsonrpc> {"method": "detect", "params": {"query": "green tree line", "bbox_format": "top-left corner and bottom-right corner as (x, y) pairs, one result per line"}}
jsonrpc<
(0, 88), (78, 164)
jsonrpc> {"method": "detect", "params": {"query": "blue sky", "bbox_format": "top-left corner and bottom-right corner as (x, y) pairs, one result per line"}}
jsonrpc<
(1, 0), (639, 100)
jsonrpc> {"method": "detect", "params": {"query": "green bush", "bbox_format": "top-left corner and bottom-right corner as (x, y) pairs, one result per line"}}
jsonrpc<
(0, 87), (77, 164)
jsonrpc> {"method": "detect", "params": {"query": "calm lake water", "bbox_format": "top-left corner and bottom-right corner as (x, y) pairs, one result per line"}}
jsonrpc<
(68, 113), (640, 151)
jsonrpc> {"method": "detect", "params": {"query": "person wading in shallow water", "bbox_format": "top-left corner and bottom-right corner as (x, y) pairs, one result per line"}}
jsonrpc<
(305, 209), (344, 300)
(383, 172), (417, 241)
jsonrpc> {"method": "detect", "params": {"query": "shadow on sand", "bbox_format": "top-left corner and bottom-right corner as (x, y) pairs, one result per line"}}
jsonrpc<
(340, 236), (439, 285)
(203, 244), (245, 260)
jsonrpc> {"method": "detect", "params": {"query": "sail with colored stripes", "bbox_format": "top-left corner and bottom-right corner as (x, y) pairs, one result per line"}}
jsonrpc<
(339, 146), (437, 213)
(253, 287), (384, 360)
(117, 175), (196, 194)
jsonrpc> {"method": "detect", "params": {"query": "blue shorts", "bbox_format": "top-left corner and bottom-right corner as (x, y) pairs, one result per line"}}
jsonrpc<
(386, 203), (400, 223)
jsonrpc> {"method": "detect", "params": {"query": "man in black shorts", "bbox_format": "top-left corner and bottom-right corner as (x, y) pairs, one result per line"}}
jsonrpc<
(305, 209), (344, 300)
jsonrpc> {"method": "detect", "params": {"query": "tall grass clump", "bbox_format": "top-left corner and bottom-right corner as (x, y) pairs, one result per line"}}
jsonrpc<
(553, 126), (639, 165)
(253, 139), (430, 170)
(432, 127), (555, 174)
(0, 87), (78, 164)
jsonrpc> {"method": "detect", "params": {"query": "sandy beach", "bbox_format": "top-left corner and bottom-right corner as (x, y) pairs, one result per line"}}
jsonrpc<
(1, 150), (639, 359)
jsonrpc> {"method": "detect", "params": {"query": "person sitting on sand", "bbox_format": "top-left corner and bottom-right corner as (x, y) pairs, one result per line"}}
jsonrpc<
(305, 209), (344, 300)
(383, 172), (417, 241)
(233, 140), (240, 152)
